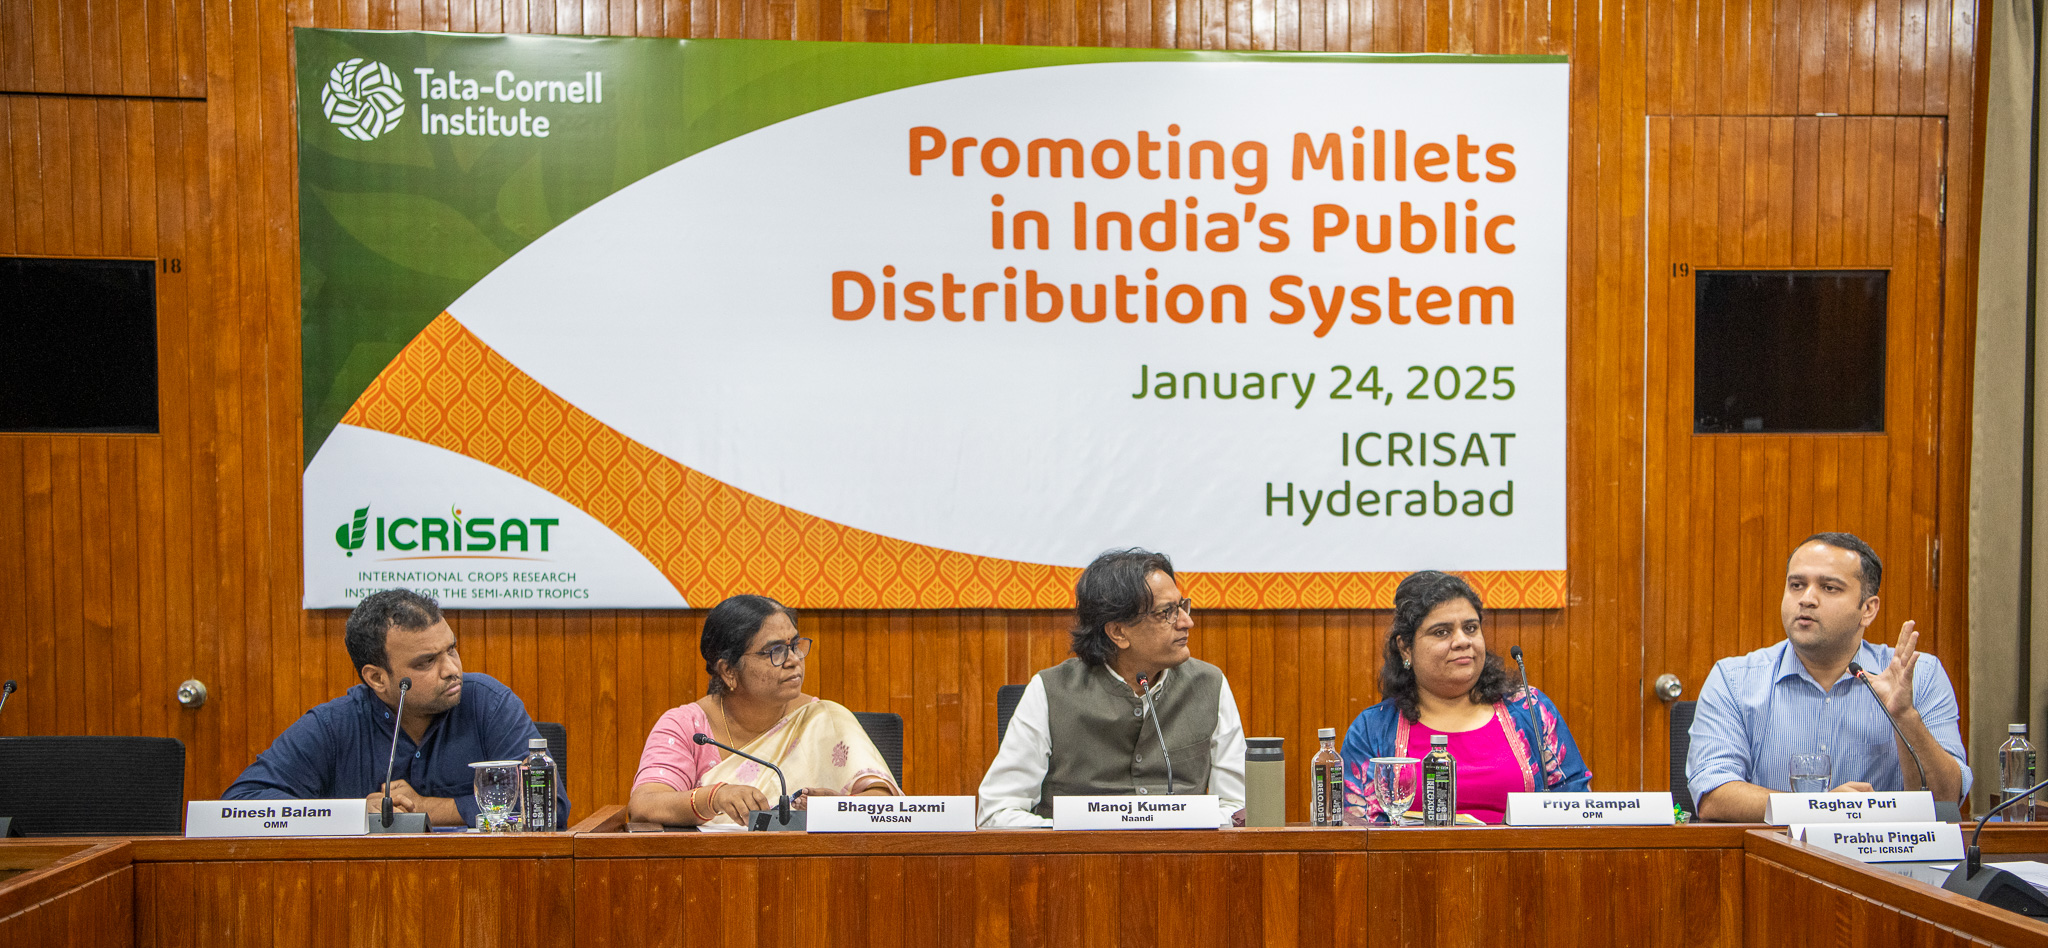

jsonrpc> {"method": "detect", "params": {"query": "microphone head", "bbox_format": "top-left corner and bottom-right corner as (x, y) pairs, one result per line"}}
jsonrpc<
(1846, 662), (1865, 678)
(1510, 646), (1525, 662)
(2, 679), (14, 694)
(692, 732), (711, 745)
(398, 676), (413, 692)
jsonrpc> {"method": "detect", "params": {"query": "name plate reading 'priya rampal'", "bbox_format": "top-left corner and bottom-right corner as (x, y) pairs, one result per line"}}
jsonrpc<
(1791, 821), (1964, 863)
(1504, 792), (1676, 826)
(807, 796), (976, 832)
(1053, 795), (1221, 830)
(185, 800), (368, 837)
(1763, 791), (1936, 825)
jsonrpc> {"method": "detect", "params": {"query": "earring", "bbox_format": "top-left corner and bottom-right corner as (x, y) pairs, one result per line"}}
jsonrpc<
(1402, 658), (1411, 669)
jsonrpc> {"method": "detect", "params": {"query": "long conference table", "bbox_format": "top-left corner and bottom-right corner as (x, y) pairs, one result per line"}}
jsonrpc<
(3, 807), (2045, 947)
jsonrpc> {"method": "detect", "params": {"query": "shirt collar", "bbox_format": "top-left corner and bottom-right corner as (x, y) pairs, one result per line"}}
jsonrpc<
(1772, 638), (1883, 691)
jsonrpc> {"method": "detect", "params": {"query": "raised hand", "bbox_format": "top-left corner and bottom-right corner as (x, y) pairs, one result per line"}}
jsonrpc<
(1859, 620), (1920, 717)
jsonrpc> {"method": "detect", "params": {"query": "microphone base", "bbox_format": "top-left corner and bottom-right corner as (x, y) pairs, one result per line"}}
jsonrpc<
(745, 809), (807, 832)
(364, 811), (430, 834)
(1942, 864), (2048, 918)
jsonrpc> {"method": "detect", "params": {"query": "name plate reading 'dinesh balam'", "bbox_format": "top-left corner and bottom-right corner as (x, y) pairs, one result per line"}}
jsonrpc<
(1792, 822), (1964, 863)
(1763, 791), (1936, 825)
(1503, 792), (1675, 825)
(807, 796), (976, 832)
(185, 800), (368, 837)
(1053, 795), (1221, 830)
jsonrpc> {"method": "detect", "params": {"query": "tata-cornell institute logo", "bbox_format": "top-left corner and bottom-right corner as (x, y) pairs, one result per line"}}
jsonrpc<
(335, 505), (559, 557)
(321, 59), (406, 141)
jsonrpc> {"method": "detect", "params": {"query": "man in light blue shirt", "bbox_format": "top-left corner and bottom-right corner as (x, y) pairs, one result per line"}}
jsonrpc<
(1686, 533), (1970, 822)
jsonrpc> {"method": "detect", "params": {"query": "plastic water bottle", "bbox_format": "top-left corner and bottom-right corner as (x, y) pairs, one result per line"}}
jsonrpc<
(1421, 734), (1458, 826)
(1999, 724), (2036, 822)
(520, 737), (559, 831)
(1310, 728), (1342, 826)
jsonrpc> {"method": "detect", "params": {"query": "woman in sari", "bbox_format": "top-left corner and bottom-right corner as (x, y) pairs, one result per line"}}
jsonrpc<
(1340, 571), (1590, 824)
(630, 595), (900, 826)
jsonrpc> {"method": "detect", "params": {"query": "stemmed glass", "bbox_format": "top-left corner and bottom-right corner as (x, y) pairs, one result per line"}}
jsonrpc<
(471, 760), (522, 832)
(1370, 757), (1421, 826)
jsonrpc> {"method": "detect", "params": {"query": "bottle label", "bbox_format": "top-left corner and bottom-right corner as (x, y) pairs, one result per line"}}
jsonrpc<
(523, 764), (554, 830)
(1312, 764), (1331, 825)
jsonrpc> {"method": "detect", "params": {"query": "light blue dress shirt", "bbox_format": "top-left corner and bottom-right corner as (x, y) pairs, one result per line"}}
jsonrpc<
(1685, 638), (1971, 808)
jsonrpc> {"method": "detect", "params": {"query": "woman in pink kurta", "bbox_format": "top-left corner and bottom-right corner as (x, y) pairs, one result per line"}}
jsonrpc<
(629, 596), (899, 827)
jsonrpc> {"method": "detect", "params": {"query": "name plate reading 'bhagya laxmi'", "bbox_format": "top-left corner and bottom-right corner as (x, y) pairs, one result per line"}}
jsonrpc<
(1503, 792), (1676, 826)
(1791, 821), (1965, 863)
(185, 800), (368, 837)
(806, 796), (976, 833)
(1763, 791), (1937, 825)
(1052, 795), (1221, 830)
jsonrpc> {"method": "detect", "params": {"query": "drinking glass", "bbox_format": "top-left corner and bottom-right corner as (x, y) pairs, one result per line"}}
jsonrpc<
(1370, 757), (1421, 826)
(1789, 753), (1832, 794)
(471, 760), (522, 832)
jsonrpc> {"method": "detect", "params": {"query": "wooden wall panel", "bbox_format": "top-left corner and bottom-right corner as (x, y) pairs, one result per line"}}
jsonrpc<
(0, 0), (1989, 824)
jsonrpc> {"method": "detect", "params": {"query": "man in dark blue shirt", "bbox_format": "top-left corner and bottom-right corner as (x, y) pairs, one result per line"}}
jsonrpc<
(225, 589), (570, 828)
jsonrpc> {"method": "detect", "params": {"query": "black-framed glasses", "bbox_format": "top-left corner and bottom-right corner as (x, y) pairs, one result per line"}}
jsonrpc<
(752, 636), (813, 667)
(1143, 599), (1194, 624)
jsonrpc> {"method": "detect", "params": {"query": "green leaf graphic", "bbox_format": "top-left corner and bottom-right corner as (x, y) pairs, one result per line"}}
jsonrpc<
(335, 505), (370, 553)
(312, 186), (509, 284)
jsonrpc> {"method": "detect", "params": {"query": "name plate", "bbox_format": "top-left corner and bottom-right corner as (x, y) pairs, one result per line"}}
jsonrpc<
(185, 800), (367, 838)
(1504, 792), (1675, 826)
(1763, 791), (1936, 825)
(1791, 821), (1964, 863)
(1052, 795), (1220, 830)
(807, 795), (976, 833)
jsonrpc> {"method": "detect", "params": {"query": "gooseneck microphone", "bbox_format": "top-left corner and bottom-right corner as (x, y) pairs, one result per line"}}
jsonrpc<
(1509, 648), (1551, 783)
(693, 732), (793, 826)
(381, 677), (413, 829)
(1136, 674), (1175, 794)
(0, 680), (15, 719)
(1846, 662), (1930, 793)
(1943, 776), (2048, 916)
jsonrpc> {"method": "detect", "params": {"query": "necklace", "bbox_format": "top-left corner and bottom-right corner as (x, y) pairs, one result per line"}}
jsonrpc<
(714, 692), (792, 749)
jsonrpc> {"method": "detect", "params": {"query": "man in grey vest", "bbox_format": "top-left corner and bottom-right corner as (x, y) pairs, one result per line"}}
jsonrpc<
(978, 548), (1247, 827)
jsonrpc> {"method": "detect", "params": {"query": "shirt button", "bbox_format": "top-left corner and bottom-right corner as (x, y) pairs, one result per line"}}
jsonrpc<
(1135, 755), (1144, 765)
(414, 752), (421, 758)
(1137, 787), (1148, 795)
(1133, 706), (1144, 718)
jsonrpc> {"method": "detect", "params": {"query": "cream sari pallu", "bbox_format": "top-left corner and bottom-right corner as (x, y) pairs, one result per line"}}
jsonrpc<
(699, 699), (899, 824)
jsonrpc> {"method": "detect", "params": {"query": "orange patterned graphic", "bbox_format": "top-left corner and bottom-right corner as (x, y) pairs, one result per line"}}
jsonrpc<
(339, 314), (1566, 609)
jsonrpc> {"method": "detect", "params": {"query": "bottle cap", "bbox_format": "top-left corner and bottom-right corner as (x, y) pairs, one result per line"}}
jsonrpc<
(529, 737), (549, 749)
(1318, 727), (1336, 739)
(2012, 723), (2030, 734)
(1431, 734), (1449, 745)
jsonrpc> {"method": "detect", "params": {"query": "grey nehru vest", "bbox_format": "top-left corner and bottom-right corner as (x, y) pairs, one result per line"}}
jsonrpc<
(1032, 657), (1224, 817)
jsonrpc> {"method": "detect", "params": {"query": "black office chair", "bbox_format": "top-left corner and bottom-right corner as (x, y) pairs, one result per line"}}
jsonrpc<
(995, 684), (1027, 747)
(853, 712), (904, 785)
(534, 721), (568, 793)
(1669, 700), (1698, 817)
(0, 736), (185, 835)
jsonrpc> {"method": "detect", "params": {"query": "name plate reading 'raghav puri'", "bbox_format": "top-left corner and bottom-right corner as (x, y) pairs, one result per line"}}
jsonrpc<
(1763, 791), (1937, 825)
(185, 800), (368, 838)
(1052, 795), (1221, 830)
(807, 796), (976, 833)
(1503, 792), (1676, 826)
(1791, 822), (1965, 863)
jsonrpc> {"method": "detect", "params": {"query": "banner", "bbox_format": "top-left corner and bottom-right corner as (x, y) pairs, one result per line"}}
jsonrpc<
(298, 31), (1570, 609)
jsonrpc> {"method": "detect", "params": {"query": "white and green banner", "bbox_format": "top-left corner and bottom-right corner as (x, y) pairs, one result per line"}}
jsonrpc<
(298, 31), (1569, 610)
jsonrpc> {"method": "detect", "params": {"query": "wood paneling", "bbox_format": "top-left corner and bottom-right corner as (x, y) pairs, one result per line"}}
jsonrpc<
(0, 0), (1989, 824)
(0, 842), (134, 948)
(1643, 115), (1962, 794)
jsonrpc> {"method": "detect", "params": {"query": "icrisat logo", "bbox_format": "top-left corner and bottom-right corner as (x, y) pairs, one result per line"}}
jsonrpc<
(321, 59), (406, 141)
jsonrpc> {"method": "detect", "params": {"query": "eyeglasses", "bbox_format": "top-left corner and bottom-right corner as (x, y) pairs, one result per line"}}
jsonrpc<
(1143, 599), (1194, 624)
(751, 636), (814, 667)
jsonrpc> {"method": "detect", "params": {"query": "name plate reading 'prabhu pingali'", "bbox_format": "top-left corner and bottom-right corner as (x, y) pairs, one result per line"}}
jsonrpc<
(1791, 821), (1964, 863)
(1503, 792), (1676, 825)
(807, 796), (976, 832)
(185, 800), (369, 837)
(1763, 791), (1936, 825)
(1052, 795), (1221, 830)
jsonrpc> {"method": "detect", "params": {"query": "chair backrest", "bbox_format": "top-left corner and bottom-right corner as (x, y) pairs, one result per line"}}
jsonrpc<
(0, 736), (185, 835)
(1669, 700), (1698, 816)
(534, 721), (568, 793)
(995, 684), (1028, 747)
(852, 712), (904, 785)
